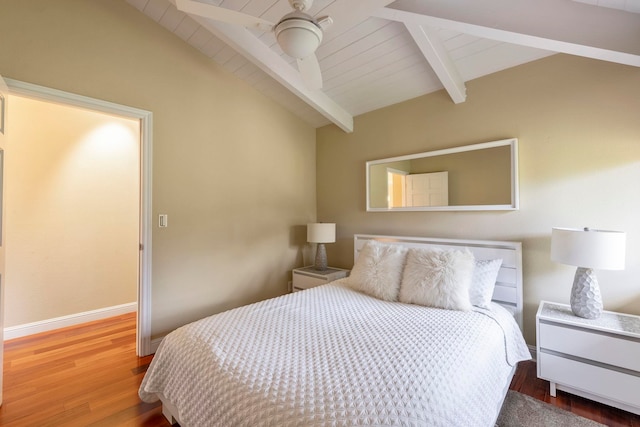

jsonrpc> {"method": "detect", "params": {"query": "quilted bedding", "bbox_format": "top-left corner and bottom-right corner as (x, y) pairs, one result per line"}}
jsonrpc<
(139, 280), (531, 427)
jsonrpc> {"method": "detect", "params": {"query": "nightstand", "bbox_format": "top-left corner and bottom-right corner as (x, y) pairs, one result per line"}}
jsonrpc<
(536, 300), (640, 415)
(292, 266), (349, 292)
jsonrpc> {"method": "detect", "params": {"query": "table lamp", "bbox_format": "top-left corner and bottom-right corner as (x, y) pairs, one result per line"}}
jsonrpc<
(307, 223), (335, 271)
(551, 227), (626, 319)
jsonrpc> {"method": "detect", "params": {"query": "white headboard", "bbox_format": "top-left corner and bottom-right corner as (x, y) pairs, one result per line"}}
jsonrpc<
(354, 234), (524, 331)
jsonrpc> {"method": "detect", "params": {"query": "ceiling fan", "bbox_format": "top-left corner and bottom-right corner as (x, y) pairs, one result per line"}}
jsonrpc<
(176, 0), (334, 90)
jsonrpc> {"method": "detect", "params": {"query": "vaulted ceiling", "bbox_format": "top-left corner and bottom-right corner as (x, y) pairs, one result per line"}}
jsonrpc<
(126, 0), (640, 132)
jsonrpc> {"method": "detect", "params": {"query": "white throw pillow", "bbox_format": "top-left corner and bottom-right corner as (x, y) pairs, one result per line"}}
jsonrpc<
(470, 259), (503, 309)
(399, 247), (475, 311)
(348, 240), (408, 301)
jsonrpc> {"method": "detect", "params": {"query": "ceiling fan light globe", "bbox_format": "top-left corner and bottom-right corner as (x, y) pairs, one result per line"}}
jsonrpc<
(275, 19), (322, 59)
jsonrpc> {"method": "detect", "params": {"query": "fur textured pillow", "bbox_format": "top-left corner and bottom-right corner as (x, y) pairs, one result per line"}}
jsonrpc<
(470, 259), (503, 309)
(399, 247), (475, 311)
(348, 240), (408, 301)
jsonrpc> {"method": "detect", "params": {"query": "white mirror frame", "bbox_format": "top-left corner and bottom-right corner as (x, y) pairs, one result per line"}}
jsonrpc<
(366, 138), (519, 212)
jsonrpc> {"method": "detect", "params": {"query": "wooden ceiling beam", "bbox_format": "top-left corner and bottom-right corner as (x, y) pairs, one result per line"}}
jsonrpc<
(208, 22), (354, 132)
(175, 5), (354, 132)
(374, 5), (640, 68)
(404, 23), (466, 104)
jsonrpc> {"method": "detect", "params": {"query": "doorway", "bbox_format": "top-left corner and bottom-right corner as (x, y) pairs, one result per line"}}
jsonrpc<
(387, 168), (407, 208)
(4, 79), (152, 356)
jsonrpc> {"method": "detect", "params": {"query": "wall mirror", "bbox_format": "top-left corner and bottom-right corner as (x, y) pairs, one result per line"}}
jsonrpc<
(366, 138), (519, 212)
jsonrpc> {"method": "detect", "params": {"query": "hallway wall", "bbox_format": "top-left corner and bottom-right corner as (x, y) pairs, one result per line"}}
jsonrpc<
(5, 95), (139, 327)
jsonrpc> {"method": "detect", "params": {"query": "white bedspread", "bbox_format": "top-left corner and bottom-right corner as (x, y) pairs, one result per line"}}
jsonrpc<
(139, 280), (530, 426)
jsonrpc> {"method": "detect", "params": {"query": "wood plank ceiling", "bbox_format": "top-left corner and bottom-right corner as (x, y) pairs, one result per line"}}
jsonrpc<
(126, 0), (640, 132)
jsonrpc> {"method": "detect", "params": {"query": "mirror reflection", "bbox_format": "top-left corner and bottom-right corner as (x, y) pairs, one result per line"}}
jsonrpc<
(366, 139), (518, 211)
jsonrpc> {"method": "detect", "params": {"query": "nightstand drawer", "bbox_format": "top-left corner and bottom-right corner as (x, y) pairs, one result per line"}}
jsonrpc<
(293, 273), (324, 291)
(539, 322), (640, 372)
(537, 301), (640, 415)
(539, 352), (640, 408)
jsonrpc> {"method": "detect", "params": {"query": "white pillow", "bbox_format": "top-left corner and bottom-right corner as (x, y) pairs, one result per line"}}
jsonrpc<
(348, 240), (408, 301)
(398, 247), (475, 311)
(470, 259), (503, 309)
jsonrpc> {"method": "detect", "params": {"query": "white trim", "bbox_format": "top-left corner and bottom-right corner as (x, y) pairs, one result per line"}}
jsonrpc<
(3, 302), (136, 340)
(138, 106), (154, 357)
(4, 78), (153, 356)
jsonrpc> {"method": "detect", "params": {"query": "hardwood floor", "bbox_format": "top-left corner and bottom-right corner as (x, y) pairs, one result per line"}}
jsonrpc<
(2, 314), (639, 426)
(0, 313), (168, 426)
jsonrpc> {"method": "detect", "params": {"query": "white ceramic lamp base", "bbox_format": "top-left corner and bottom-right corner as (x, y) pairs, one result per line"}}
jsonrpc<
(314, 243), (328, 271)
(570, 267), (603, 319)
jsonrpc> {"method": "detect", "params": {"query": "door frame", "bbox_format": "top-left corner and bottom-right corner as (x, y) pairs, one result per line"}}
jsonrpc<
(386, 167), (408, 209)
(5, 78), (153, 356)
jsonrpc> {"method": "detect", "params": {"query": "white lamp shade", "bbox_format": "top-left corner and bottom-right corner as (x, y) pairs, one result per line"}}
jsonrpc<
(307, 223), (335, 244)
(551, 227), (626, 270)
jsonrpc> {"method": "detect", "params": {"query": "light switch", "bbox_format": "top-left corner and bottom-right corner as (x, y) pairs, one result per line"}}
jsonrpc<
(159, 214), (168, 228)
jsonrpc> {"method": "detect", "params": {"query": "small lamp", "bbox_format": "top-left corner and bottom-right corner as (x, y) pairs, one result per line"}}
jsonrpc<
(551, 227), (626, 319)
(307, 223), (335, 271)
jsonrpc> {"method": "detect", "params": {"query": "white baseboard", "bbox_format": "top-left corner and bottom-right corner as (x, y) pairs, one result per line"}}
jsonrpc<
(528, 344), (537, 362)
(3, 302), (137, 340)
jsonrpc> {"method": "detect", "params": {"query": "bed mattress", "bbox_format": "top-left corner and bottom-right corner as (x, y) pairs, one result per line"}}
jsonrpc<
(139, 280), (530, 426)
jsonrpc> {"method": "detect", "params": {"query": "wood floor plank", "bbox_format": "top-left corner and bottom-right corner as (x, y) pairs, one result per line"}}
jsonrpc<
(0, 313), (168, 426)
(3, 316), (640, 426)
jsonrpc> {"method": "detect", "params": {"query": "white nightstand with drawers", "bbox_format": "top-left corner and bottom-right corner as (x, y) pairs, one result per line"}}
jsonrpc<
(292, 266), (349, 292)
(536, 300), (640, 415)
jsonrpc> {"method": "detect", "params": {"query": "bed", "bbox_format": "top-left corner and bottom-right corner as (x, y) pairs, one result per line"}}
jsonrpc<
(139, 234), (531, 426)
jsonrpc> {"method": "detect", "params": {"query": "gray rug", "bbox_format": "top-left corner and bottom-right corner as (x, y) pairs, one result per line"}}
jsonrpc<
(496, 390), (606, 427)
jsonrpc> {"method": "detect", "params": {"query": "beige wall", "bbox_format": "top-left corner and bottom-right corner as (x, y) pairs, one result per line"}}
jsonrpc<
(317, 54), (640, 345)
(0, 0), (316, 338)
(5, 96), (139, 327)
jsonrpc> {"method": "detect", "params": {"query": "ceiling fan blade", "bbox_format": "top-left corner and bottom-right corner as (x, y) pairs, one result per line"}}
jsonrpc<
(319, 0), (396, 36)
(297, 55), (323, 90)
(316, 16), (333, 31)
(176, 0), (274, 31)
